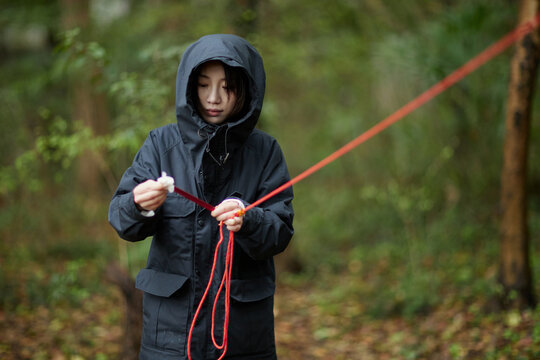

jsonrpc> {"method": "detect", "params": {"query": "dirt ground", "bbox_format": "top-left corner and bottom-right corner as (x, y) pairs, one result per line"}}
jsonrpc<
(1, 281), (538, 359)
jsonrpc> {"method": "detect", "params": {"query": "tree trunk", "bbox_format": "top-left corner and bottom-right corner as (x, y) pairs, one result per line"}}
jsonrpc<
(498, 0), (540, 309)
(61, 0), (110, 197)
(106, 263), (142, 360)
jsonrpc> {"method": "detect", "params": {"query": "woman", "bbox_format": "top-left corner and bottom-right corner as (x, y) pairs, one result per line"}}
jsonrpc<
(109, 34), (294, 360)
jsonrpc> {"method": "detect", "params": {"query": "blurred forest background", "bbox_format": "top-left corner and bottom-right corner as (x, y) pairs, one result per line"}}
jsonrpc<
(1, 0), (540, 359)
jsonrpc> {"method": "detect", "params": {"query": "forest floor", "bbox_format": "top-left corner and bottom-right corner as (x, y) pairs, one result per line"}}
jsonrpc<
(1, 267), (539, 360)
(274, 283), (540, 359)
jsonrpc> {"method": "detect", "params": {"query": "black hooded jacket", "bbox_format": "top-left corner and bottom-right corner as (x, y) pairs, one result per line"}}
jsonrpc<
(108, 34), (294, 359)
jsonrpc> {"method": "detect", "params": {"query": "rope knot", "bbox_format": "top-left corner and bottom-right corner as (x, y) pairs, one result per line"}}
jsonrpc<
(235, 209), (246, 217)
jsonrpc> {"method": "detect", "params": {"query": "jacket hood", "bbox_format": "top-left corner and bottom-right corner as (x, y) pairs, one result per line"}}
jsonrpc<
(175, 34), (266, 164)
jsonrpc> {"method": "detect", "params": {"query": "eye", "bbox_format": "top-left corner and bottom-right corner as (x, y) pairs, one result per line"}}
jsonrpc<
(198, 83), (208, 88)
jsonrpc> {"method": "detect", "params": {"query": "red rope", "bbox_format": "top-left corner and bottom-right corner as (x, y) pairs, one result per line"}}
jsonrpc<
(243, 11), (540, 213)
(187, 222), (233, 360)
(181, 12), (539, 358)
(174, 186), (215, 212)
(211, 225), (233, 352)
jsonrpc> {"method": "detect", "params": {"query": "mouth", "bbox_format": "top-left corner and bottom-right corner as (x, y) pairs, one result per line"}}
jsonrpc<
(206, 109), (222, 117)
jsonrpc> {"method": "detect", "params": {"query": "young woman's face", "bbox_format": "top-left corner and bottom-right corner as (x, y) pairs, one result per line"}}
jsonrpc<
(196, 61), (238, 125)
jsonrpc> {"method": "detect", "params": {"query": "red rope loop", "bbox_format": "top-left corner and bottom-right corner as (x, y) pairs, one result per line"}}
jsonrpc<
(187, 222), (234, 360)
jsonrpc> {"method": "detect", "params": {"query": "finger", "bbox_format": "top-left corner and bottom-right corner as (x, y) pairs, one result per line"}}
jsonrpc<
(222, 201), (240, 211)
(144, 181), (168, 192)
(212, 205), (233, 218)
(135, 179), (157, 190)
(212, 206), (232, 219)
(216, 210), (240, 222)
(211, 199), (243, 217)
(225, 216), (243, 227)
(135, 190), (167, 206)
(139, 197), (166, 211)
(135, 190), (168, 210)
(226, 222), (242, 232)
(136, 188), (166, 199)
(134, 183), (167, 200)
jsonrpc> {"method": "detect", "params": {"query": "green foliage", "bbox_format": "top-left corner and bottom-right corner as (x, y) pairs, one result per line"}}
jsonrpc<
(0, 26), (179, 195)
(1, 2), (539, 357)
(30, 260), (91, 307)
(1, 0), (540, 359)
(53, 27), (108, 80)
(0, 251), (105, 311)
(270, 0), (528, 320)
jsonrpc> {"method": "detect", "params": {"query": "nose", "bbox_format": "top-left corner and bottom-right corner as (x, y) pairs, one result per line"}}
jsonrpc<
(207, 85), (221, 104)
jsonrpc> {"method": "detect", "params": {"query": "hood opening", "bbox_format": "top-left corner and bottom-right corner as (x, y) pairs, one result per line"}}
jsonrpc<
(175, 34), (266, 164)
(186, 60), (253, 126)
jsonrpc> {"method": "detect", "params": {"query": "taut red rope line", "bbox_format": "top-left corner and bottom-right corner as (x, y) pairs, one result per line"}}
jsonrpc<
(183, 12), (540, 359)
(173, 186), (214, 211)
(243, 11), (540, 213)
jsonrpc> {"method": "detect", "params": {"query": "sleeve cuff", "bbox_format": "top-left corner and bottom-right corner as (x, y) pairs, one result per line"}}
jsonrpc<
(238, 206), (263, 236)
(122, 192), (155, 220)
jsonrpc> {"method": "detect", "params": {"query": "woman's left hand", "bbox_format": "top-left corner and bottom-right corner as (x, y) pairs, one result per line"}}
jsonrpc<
(211, 199), (245, 232)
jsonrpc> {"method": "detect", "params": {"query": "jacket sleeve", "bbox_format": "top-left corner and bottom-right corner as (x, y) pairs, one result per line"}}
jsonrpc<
(235, 140), (294, 260)
(108, 132), (162, 242)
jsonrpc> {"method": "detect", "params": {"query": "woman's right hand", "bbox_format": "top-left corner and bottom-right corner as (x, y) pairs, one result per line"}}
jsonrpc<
(133, 180), (168, 211)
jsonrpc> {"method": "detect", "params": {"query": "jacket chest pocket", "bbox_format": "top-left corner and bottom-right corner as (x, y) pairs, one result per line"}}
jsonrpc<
(136, 269), (190, 355)
(160, 193), (196, 219)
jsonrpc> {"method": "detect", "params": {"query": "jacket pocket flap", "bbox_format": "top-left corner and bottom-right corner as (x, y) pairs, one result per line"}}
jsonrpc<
(230, 276), (275, 303)
(161, 194), (196, 218)
(135, 268), (189, 297)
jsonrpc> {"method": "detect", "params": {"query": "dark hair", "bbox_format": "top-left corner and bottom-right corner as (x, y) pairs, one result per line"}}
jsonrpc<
(188, 61), (251, 121)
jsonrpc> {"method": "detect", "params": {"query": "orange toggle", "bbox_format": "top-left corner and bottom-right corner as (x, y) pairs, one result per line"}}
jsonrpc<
(235, 209), (246, 217)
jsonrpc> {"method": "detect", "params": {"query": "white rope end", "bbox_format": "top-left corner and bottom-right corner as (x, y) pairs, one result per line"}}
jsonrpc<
(158, 171), (175, 193)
